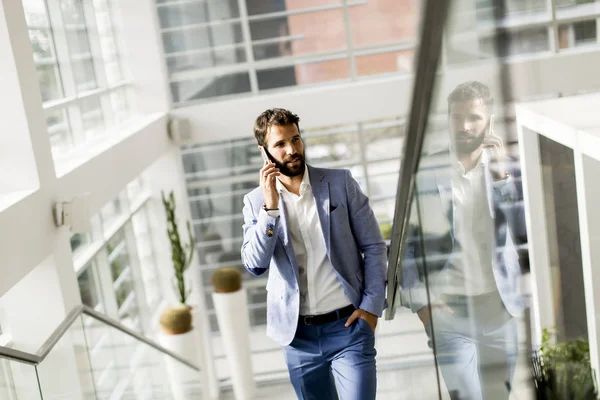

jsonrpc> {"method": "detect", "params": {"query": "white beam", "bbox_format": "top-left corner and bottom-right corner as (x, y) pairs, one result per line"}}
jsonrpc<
(56, 114), (171, 216)
(574, 150), (600, 388)
(516, 107), (557, 345)
(0, 0), (54, 194)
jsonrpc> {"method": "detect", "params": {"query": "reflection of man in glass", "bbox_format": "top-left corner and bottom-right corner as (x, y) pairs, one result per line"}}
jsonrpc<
(403, 81), (526, 399)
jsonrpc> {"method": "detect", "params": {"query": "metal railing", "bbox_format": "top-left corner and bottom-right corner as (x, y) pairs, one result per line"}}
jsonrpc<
(0, 304), (199, 371)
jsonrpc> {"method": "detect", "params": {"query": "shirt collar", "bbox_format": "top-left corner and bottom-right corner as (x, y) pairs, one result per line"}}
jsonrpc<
(454, 149), (488, 176)
(276, 167), (311, 194)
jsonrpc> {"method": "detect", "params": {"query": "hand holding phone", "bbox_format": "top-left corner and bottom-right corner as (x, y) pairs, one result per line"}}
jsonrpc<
(259, 146), (280, 209)
(260, 147), (272, 164)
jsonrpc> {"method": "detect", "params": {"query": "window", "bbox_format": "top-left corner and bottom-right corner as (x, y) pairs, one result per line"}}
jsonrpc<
(23, 0), (131, 159)
(559, 20), (598, 49)
(71, 178), (160, 334)
(78, 261), (104, 311)
(156, 0), (420, 104)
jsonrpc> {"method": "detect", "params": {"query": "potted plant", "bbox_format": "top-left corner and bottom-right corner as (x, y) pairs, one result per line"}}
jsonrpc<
(532, 328), (598, 400)
(159, 191), (196, 335)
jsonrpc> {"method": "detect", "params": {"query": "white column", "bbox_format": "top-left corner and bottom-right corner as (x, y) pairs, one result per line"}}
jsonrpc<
(573, 150), (600, 387)
(516, 111), (557, 344)
(0, 0), (54, 192)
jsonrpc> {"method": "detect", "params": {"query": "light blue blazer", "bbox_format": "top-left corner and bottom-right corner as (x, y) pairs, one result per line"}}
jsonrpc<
(241, 165), (387, 346)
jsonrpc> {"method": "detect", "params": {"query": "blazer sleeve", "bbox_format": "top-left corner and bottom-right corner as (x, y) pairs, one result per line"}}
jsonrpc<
(240, 194), (280, 276)
(344, 170), (388, 317)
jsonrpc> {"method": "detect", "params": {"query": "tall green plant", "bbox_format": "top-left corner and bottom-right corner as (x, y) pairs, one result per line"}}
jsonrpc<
(533, 328), (598, 399)
(161, 191), (195, 305)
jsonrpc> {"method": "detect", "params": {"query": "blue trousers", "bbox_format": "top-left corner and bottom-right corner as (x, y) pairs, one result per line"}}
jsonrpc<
(427, 293), (519, 400)
(282, 317), (377, 400)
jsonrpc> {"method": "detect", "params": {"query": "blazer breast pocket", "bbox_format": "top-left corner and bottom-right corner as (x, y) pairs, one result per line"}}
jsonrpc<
(330, 204), (346, 219)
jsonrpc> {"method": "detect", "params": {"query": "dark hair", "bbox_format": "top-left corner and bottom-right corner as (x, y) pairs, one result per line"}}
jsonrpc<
(254, 108), (300, 148)
(447, 81), (494, 112)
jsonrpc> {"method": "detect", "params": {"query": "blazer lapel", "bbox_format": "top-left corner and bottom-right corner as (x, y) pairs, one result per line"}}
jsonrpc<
(277, 199), (297, 269)
(308, 166), (331, 256)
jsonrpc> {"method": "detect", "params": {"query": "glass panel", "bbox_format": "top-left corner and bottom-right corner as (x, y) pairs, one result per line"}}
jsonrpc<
(166, 47), (247, 73)
(558, 19), (598, 49)
(368, 160), (400, 200)
(36, 315), (96, 399)
(0, 358), (42, 399)
(479, 27), (550, 58)
(47, 108), (73, 155)
(132, 207), (162, 311)
(100, 196), (126, 233)
(249, 9), (346, 60)
(71, 232), (91, 255)
(161, 23), (244, 54)
(363, 119), (404, 162)
(246, 0), (341, 16)
(257, 59), (351, 91)
(24, 0), (65, 102)
(158, 0), (240, 28)
(170, 73), (251, 103)
(80, 97), (105, 139)
(349, 0), (419, 47)
(555, 0), (598, 8)
(93, 0), (124, 86)
(476, 0), (547, 21)
(60, 0), (98, 93)
(356, 50), (415, 77)
(78, 262), (104, 310)
(81, 313), (201, 398)
(303, 130), (361, 166)
(108, 230), (141, 330)
(36, 64), (63, 103)
(110, 88), (130, 124)
(387, 0), (600, 398)
(126, 177), (145, 204)
(72, 59), (98, 92)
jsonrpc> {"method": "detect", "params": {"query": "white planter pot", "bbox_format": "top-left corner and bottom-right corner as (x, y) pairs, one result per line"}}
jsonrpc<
(212, 289), (256, 400)
(158, 329), (204, 400)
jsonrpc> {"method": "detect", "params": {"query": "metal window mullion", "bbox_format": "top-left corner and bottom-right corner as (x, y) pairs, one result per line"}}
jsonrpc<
(246, 1), (367, 23)
(104, 0), (128, 81)
(42, 81), (130, 112)
(356, 123), (371, 195)
(549, 0), (560, 52)
(169, 49), (349, 83)
(133, 206), (162, 313)
(236, 0), (258, 94)
(45, 0), (84, 146)
(341, 0), (357, 79)
(95, 248), (120, 320)
(122, 221), (150, 334)
(81, 0), (114, 129)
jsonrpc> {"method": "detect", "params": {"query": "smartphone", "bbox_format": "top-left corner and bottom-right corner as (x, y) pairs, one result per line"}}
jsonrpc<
(486, 114), (495, 136)
(260, 147), (274, 164)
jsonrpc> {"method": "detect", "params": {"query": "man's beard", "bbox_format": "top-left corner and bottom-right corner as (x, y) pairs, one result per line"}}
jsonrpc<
(274, 153), (305, 177)
(452, 125), (487, 155)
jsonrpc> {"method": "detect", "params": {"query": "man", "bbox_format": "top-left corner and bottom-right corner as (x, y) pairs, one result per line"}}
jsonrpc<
(241, 108), (387, 400)
(402, 81), (527, 400)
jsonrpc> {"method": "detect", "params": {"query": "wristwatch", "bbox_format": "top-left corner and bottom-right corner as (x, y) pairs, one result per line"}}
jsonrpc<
(262, 203), (278, 211)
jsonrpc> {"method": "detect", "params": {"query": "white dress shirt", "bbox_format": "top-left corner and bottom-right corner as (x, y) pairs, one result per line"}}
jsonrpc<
(268, 171), (351, 315)
(442, 151), (499, 296)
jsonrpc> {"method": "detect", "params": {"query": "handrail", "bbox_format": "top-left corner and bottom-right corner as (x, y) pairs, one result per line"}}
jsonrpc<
(0, 305), (200, 371)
